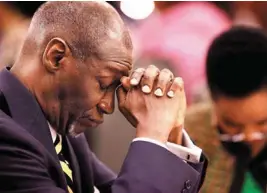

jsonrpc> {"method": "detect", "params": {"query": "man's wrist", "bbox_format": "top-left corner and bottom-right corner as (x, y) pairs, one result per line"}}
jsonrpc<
(133, 130), (202, 163)
(136, 125), (169, 144)
(168, 127), (183, 145)
(136, 133), (168, 144)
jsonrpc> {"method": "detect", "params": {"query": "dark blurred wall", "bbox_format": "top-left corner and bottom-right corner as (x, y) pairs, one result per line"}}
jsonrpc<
(4, 1), (117, 17)
(5, 2), (44, 17)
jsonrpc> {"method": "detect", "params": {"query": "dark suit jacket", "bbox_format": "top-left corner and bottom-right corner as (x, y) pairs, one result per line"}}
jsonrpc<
(0, 68), (207, 193)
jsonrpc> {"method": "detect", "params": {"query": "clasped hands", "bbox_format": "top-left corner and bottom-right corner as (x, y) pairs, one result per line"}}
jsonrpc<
(117, 65), (186, 145)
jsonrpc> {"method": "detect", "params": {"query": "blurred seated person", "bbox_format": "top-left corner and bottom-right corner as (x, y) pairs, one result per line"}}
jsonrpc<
(0, 2), (30, 68)
(171, 26), (267, 193)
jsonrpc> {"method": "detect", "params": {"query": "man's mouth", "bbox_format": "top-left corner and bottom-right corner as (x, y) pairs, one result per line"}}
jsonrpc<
(89, 118), (104, 125)
(78, 117), (104, 127)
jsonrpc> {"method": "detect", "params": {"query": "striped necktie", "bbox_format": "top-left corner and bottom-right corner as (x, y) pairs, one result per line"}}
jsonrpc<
(54, 134), (74, 193)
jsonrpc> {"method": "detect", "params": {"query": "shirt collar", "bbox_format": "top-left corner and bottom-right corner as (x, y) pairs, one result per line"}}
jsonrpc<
(48, 122), (57, 143)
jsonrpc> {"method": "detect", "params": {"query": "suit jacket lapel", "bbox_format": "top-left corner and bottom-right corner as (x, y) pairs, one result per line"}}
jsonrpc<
(0, 68), (93, 192)
(0, 68), (60, 164)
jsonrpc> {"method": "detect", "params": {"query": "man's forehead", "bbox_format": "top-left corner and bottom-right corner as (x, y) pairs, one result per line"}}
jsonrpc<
(99, 33), (133, 57)
(102, 62), (132, 77)
(94, 41), (133, 76)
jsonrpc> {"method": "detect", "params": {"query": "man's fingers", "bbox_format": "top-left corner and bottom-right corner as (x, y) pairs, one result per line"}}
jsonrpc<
(129, 68), (145, 86)
(167, 77), (184, 98)
(120, 76), (131, 91)
(116, 85), (127, 110)
(154, 68), (174, 97)
(129, 66), (176, 97)
(170, 77), (186, 129)
(140, 65), (160, 94)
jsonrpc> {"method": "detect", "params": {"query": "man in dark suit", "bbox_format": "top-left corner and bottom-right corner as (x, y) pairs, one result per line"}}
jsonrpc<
(0, 2), (207, 193)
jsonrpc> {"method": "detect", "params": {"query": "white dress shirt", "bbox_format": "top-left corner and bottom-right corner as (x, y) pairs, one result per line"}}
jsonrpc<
(133, 129), (202, 163)
(49, 124), (202, 163)
(49, 124), (202, 193)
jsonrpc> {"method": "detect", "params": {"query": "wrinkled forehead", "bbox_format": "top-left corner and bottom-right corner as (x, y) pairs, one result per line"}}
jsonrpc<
(105, 62), (131, 77)
(87, 57), (131, 80)
(97, 38), (132, 58)
(97, 46), (133, 75)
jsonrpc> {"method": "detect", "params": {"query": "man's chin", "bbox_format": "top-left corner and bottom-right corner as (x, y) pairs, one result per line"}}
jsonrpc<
(67, 121), (101, 137)
(68, 124), (82, 137)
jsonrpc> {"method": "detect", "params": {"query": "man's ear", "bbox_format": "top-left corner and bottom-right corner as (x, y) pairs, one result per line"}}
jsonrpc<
(42, 38), (71, 73)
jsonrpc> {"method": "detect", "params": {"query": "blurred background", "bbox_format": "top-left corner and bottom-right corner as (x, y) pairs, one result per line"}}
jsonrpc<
(0, 1), (266, 192)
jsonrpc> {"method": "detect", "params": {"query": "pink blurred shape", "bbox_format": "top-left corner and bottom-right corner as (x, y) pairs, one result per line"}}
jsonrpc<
(132, 2), (231, 104)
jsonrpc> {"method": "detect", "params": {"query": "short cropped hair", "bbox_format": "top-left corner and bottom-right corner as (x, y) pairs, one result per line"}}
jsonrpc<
(26, 1), (132, 61)
(206, 26), (267, 98)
